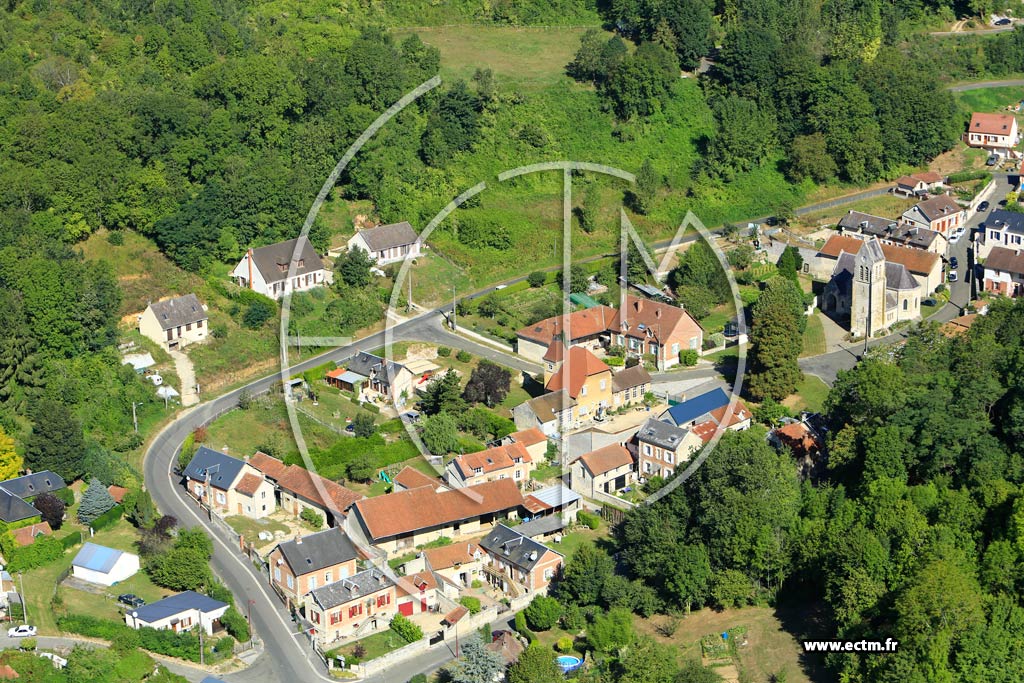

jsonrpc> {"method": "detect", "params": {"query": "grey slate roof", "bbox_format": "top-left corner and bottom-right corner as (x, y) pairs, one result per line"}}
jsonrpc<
(838, 211), (898, 236)
(0, 471), (65, 499)
(248, 237), (323, 284)
(885, 291), (898, 311)
(858, 238), (885, 264)
(885, 262), (918, 290)
(984, 246), (1024, 275)
(309, 568), (394, 610)
(0, 490), (41, 523)
(906, 195), (961, 223)
(275, 527), (358, 575)
(636, 418), (689, 450)
(515, 515), (566, 538)
(353, 222), (419, 252)
(987, 210), (1024, 235)
(131, 591), (228, 623)
(522, 391), (575, 423)
(346, 351), (406, 389)
(611, 365), (651, 394)
(479, 524), (562, 571)
(147, 294), (206, 331)
(182, 447), (246, 490)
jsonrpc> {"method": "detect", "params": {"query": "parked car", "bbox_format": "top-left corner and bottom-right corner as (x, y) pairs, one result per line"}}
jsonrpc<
(987, 155), (999, 166)
(7, 625), (36, 638)
(949, 270), (958, 282)
(950, 231), (962, 245)
(978, 201), (990, 212)
(950, 256), (959, 269)
(923, 297), (938, 307)
(118, 594), (145, 608)
(345, 423), (355, 433)
(996, 17), (1013, 25)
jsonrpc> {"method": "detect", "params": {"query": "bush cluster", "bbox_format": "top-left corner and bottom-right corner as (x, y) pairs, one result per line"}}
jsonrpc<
(57, 614), (201, 662)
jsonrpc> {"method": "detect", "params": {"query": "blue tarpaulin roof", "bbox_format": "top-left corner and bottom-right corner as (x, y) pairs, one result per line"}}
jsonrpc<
(72, 543), (126, 573)
(663, 387), (730, 427)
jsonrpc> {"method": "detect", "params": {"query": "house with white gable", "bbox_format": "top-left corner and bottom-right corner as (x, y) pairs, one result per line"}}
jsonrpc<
(346, 221), (422, 266)
(231, 236), (327, 300)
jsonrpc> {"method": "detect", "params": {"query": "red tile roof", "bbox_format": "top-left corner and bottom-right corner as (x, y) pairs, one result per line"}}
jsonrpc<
(107, 485), (128, 504)
(577, 444), (633, 477)
(912, 171), (943, 184)
(451, 442), (531, 479)
(895, 175), (923, 188)
(775, 422), (822, 456)
(818, 234), (868, 259)
(516, 306), (617, 345)
(545, 346), (611, 398)
(442, 605), (468, 625)
(692, 399), (752, 444)
(393, 466), (442, 491)
(507, 428), (546, 448)
(878, 242), (941, 276)
(542, 340), (565, 362)
(941, 313), (978, 337)
(397, 570), (439, 596)
(235, 473), (264, 496)
(11, 522), (51, 547)
(523, 495), (550, 514)
(278, 466), (363, 514)
(353, 479), (524, 541)
(610, 294), (703, 343)
(423, 541), (482, 570)
(970, 112), (1016, 136)
(249, 452), (288, 480)
(0, 664), (18, 680)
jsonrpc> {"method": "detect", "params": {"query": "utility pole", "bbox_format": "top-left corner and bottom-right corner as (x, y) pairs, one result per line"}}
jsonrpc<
(199, 627), (204, 666)
(248, 599), (256, 649)
(408, 270), (413, 313)
(131, 402), (139, 433)
(452, 285), (457, 331)
(17, 571), (25, 624)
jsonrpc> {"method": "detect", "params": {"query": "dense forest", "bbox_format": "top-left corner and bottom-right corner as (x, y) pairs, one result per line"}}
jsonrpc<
(608, 299), (1024, 682)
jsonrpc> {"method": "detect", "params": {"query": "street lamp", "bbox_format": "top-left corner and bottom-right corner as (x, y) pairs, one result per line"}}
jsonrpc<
(247, 599), (256, 648)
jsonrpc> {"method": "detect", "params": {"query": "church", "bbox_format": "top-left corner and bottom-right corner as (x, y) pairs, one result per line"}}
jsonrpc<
(821, 237), (922, 338)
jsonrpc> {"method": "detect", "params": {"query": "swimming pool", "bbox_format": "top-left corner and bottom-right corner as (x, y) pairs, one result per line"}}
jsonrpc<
(556, 654), (582, 673)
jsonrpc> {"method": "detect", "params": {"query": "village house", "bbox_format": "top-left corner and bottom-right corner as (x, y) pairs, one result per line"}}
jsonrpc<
(512, 392), (572, 438)
(837, 211), (947, 255)
(395, 570), (440, 616)
(517, 296), (703, 370)
(0, 471), (66, 524)
(609, 295), (704, 369)
(901, 195), (965, 236)
(304, 568), (397, 647)
(138, 294), (208, 350)
(966, 112), (1019, 152)
(893, 172), (944, 197)
(445, 441), (535, 489)
(125, 592), (229, 636)
(182, 447), (277, 519)
(689, 398), (754, 444)
(345, 478), (524, 556)
(770, 421), (825, 459)
(11, 522), (51, 547)
(610, 364), (652, 408)
(248, 452), (362, 527)
(982, 246), (1024, 296)
(487, 630), (526, 666)
(268, 527), (360, 608)
(231, 236), (327, 300)
(346, 221), (422, 266)
(326, 351), (415, 405)
(979, 209), (1024, 258)
(402, 541), (484, 591)
(632, 418), (702, 480)
(478, 524), (564, 595)
(500, 427), (548, 460)
(819, 237), (924, 337)
(570, 443), (635, 498)
(544, 346), (613, 422)
(515, 306), (616, 362)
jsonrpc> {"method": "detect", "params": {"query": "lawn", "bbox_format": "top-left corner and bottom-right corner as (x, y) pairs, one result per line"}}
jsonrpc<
(700, 304), (736, 335)
(954, 85), (1024, 113)
(530, 462), (564, 482)
(800, 314), (827, 357)
(798, 193), (918, 228)
(21, 519), (170, 635)
(633, 605), (824, 683)
(329, 628), (409, 662)
(201, 397), (340, 462)
(552, 525), (609, 563)
(783, 375), (832, 414)
(391, 26), (608, 92)
(225, 515), (291, 542)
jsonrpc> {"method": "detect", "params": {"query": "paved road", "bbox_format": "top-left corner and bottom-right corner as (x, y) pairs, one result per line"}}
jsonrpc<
(931, 26), (1015, 37)
(947, 78), (1024, 92)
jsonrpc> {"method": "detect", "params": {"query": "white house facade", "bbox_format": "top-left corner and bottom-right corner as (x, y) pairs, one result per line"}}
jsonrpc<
(231, 237), (327, 300)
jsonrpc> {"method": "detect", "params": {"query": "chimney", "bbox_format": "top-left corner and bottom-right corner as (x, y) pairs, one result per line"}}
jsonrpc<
(295, 533), (302, 545)
(634, 299), (642, 312)
(247, 248), (254, 289)
(655, 308), (661, 319)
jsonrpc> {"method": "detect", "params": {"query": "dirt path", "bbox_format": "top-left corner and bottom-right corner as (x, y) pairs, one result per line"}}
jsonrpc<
(169, 348), (199, 407)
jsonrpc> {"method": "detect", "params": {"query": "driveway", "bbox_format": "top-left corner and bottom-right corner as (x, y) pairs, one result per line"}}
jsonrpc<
(169, 348), (199, 407)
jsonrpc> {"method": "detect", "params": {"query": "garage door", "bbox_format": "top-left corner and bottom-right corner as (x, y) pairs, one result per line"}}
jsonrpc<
(399, 602), (414, 616)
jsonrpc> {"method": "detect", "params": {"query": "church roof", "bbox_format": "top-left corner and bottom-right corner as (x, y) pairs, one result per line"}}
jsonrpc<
(884, 262), (918, 290)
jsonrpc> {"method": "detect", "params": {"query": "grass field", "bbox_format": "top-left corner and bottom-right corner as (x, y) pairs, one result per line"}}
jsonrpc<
(783, 375), (832, 413)
(954, 85), (1024, 113)
(328, 628), (408, 662)
(800, 314), (827, 357)
(799, 193), (918, 228)
(392, 26), (608, 91)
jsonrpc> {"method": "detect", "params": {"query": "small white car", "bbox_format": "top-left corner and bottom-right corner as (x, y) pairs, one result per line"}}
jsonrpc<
(948, 270), (958, 282)
(949, 231), (961, 245)
(7, 624), (36, 638)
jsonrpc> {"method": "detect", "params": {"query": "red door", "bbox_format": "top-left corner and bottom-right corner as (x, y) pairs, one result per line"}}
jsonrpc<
(420, 599), (427, 612)
(399, 602), (414, 616)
